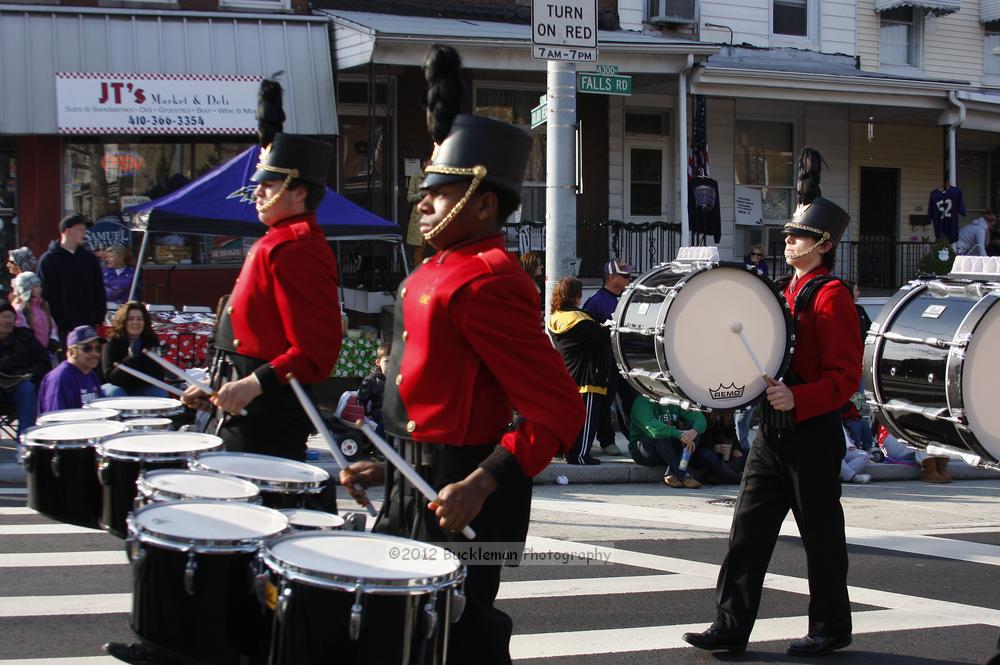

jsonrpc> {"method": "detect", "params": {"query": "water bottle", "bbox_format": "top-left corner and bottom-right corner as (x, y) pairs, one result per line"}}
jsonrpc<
(678, 447), (692, 472)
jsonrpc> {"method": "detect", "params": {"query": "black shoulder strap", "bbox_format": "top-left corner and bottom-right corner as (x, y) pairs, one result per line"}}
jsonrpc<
(793, 274), (844, 317)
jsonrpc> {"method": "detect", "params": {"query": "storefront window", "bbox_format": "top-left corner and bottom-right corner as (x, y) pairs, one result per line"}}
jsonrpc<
(735, 120), (795, 222)
(65, 140), (252, 265)
(339, 118), (392, 220)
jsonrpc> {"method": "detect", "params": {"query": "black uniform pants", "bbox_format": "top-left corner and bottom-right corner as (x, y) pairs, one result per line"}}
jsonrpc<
(377, 439), (533, 665)
(714, 410), (852, 640)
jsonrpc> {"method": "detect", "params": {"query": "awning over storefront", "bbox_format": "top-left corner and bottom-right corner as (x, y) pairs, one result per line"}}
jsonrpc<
(319, 9), (717, 74)
(982, 0), (1000, 22)
(874, 0), (961, 16)
(0, 5), (338, 135)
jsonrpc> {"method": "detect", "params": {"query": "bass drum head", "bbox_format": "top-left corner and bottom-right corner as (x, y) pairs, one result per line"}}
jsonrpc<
(37, 408), (120, 424)
(131, 500), (288, 546)
(960, 295), (1000, 463)
(660, 265), (791, 410)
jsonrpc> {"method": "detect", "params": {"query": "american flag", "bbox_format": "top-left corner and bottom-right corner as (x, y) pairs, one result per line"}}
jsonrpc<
(688, 95), (709, 179)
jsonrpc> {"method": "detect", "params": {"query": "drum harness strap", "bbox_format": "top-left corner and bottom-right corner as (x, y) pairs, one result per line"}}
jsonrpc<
(762, 274), (847, 435)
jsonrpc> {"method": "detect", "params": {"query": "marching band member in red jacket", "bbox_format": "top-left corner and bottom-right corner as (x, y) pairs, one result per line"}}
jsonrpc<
(341, 45), (584, 665)
(684, 148), (861, 658)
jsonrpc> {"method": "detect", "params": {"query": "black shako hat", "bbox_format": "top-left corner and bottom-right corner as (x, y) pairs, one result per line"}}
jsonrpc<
(421, 114), (532, 195)
(251, 133), (333, 186)
(783, 197), (850, 244)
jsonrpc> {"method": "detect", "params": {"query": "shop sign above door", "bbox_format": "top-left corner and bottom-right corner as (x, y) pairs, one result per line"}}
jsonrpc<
(55, 73), (261, 135)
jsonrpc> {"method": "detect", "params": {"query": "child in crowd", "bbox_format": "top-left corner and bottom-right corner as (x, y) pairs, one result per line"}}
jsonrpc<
(11, 272), (60, 360)
(628, 395), (706, 488)
(357, 343), (390, 437)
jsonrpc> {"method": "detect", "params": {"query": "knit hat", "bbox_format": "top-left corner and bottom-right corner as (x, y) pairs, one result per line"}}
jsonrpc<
(8, 246), (36, 273)
(13, 271), (41, 302)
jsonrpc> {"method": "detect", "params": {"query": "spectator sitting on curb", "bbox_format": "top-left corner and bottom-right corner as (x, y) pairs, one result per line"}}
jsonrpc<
(37, 325), (105, 413)
(876, 424), (951, 484)
(628, 394), (706, 488)
(841, 426), (871, 484)
(691, 411), (745, 485)
(0, 301), (51, 460)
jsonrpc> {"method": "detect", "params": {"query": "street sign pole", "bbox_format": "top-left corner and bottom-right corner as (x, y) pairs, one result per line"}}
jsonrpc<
(544, 59), (578, 321)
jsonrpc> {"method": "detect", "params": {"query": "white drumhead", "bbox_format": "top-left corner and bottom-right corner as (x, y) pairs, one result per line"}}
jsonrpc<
(87, 397), (183, 413)
(662, 267), (788, 408)
(125, 418), (173, 431)
(142, 470), (259, 500)
(196, 453), (329, 484)
(961, 299), (1000, 461)
(37, 408), (120, 424)
(270, 533), (458, 580)
(134, 501), (287, 541)
(102, 432), (222, 454)
(26, 420), (129, 443)
(280, 509), (345, 529)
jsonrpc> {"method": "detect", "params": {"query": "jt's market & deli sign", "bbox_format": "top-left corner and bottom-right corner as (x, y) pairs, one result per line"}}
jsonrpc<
(56, 73), (261, 135)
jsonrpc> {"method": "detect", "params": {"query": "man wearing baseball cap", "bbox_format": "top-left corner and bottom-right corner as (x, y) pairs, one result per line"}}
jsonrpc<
(37, 325), (105, 413)
(37, 214), (105, 348)
(582, 257), (635, 457)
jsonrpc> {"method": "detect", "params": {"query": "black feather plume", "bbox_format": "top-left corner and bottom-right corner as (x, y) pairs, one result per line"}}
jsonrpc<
(256, 75), (285, 149)
(422, 45), (467, 145)
(796, 147), (827, 206)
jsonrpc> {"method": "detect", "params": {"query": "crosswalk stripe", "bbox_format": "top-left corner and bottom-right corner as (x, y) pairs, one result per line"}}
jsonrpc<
(497, 574), (713, 600)
(509, 608), (978, 659)
(0, 659), (120, 664)
(0, 593), (131, 617)
(0, 524), (103, 535)
(531, 498), (1000, 566)
(0, 508), (35, 515)
(0, 551), (127, 567)
(0, 488), (27, 495)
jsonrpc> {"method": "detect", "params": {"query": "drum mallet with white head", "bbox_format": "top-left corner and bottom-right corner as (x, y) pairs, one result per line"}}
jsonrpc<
(286, 374), (378, 518)
(142, 349), (248, 416)
(112, 363), (185, 398)
(340, 418), (477, 541)
(730, 322), (774, 383)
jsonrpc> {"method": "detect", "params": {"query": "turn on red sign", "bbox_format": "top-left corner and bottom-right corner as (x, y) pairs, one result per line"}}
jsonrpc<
(532, 0), (598, 61)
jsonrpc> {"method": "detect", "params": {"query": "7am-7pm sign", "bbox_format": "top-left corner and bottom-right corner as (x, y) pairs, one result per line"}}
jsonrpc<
(532, 0), (598, 62)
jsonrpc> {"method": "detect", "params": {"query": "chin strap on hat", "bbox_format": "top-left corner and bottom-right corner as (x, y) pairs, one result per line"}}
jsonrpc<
(420, 164), (487, 241)
(785, 229), (832, 260)
(255, 149), (300, 213)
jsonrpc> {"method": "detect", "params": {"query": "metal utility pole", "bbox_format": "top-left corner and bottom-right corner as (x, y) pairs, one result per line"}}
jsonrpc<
(544, 60), (578, 320)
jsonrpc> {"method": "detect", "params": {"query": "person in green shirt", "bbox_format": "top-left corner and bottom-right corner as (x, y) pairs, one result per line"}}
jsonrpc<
(628, 395), (707, 488)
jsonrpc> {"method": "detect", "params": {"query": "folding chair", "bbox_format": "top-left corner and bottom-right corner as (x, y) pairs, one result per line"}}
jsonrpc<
(0, 402), (19, 441)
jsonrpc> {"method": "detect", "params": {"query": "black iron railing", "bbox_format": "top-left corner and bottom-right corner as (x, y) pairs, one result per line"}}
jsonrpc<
(767, 238), (933, 290)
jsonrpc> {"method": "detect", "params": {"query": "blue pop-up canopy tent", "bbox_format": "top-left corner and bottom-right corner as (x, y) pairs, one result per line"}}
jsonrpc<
(125, 145), (401, 239)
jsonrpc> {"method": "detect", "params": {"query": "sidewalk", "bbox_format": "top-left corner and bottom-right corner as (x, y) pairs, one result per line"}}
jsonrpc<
(2, 431), (997, 485)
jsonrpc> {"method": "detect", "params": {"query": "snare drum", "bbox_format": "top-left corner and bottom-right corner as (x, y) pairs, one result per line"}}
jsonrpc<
(261, 532), (465, 665)
(124, 418), (173, 432)
(36, 408), (121, 424)
(280, 508), (345, 531)
(864, 278), (1000, 470)
(127, 501), (288, 665)
(86, 396), (185, 419)
(136, 469), (260, 507)
(192, 452), (329, 509)
(612, 262), (793, 411)
(22, 420), (129, 527)
(97, 432), (223, 537)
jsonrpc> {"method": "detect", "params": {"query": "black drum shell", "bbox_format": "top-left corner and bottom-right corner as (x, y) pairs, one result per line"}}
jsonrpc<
(264, 572), (452, 665)
(99, 458), (188, 538)
(257, 488), (324, 511)
(129, 542), (269, 665)
(24, 445), (101, 528)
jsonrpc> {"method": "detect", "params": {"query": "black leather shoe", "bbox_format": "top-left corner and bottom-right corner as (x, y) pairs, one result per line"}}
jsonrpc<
(104, 642), (166, 664)
(682, 625), (747, 653)
(786, 634), (852, 656)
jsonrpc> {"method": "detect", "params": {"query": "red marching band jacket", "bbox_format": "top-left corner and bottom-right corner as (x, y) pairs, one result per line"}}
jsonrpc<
(784, 267), (862, 423)
(225, 213), (342, 390)
(385, 235), (584, 481)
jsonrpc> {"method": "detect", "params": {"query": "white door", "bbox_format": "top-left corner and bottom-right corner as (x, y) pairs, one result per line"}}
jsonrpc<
(624, 143), (673, 224)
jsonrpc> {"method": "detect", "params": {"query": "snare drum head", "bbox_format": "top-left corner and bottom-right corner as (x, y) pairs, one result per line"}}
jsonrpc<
(661, 266), (791, 409)
(960, 297), (1000, 462)
(141, 469), (260, 501)
(280, 509), (345, 530)
(25, 420), (129, 445)
(37, 408), (120, 424)
(86, 397), (183, 416)
(101, 431), (222, 455)
(132, 501), (287, 542)
(195, 453), (330, 485)
(267, 532), (458, 585)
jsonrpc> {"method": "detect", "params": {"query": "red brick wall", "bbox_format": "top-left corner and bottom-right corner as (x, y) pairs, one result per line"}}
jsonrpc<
(16, 136), (62, 257)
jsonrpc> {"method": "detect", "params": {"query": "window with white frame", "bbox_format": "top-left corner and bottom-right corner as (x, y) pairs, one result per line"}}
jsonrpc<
(880, 7), (921, 67)
(773, 0), (808, 36)
(474, 85), (546, 222)
(735, 119), (795, 222)
(985, 22), (1000, 76)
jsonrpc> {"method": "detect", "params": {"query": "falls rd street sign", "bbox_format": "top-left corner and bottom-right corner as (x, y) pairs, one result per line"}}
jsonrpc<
(577, 65), (632, 96)
(530, 95), (548, 129)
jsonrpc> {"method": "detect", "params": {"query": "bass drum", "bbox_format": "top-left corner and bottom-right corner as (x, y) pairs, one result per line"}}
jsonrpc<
(612, 263), (793, 411)
(864, 278), (1000, 469)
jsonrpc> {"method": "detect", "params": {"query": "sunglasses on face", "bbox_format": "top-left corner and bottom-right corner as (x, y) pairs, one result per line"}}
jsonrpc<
(76, 343), (101, 353)
(751, 252), (764, 257)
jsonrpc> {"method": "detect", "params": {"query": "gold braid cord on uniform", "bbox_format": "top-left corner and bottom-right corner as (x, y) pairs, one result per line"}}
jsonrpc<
(255, 151), (300, 213)
(421, 164), (487, 241)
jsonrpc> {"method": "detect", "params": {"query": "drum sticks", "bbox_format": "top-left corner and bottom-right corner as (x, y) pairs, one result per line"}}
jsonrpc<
(112, 363), (186, 398)
(141, 350), (249, 417)
(286, 374), (378, 518)
(343, 418), (478, 541)
(730, 322), (772, 381)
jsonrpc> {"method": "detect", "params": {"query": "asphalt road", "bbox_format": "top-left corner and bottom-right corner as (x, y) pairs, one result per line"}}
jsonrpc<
(1, 479), (999, 664)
